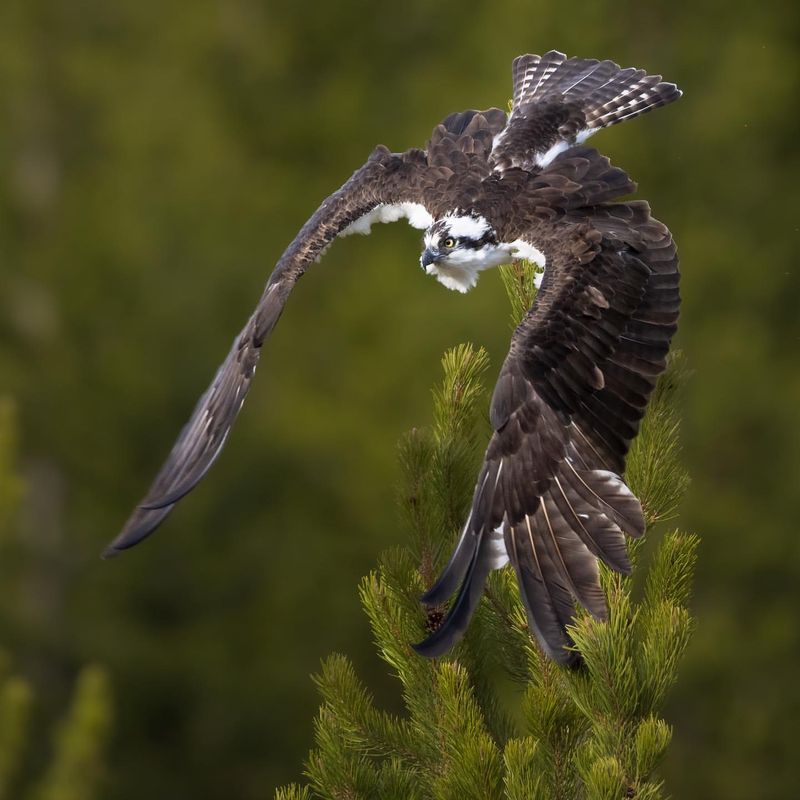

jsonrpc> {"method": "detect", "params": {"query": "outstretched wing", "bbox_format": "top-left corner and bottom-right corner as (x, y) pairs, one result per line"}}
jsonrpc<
(490, 50), (681, 173)
(104, 146), (438, 557)
(414, 168), (679, 664)
(105, 104), (512, 558)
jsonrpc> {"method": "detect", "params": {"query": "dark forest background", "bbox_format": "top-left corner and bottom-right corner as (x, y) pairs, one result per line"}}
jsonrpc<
(1, 0), (798, 797)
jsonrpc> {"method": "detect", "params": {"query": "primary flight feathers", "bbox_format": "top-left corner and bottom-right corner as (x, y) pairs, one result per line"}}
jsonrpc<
(106, 51), (681, 667)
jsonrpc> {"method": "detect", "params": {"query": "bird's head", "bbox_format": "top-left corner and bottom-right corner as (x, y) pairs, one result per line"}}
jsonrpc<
(420, 213), (512, 293)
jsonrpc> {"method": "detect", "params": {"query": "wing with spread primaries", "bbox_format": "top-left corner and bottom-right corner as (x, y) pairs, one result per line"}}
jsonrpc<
(414, 154), (679, 664)
(104, 146), (435, 557)
(104, 107), (512, 557)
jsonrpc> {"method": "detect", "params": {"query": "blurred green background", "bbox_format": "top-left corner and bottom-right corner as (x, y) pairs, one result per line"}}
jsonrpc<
(1, 0), (798, 796)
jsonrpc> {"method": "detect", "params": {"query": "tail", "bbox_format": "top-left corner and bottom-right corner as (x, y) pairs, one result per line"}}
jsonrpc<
(511, 50), (681, 134)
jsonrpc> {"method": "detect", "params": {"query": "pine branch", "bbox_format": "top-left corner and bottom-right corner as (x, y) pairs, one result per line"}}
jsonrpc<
(398, 345), (489, 588)
(275, 786), (313, 800)
(626, 352), (691, 526)
(502, 737), (545, 800)
(313, 654), (419, 762)
(498, 261), (542, 328)
(28, 666), (114, 800)
(0, 674), (32, 800)
(428, 661), (503, 800)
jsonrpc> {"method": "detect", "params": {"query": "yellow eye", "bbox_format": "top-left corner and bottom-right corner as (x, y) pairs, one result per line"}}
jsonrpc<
(442, 237), (456, 249)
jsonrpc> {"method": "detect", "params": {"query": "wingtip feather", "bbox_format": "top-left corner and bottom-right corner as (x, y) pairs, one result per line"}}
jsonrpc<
(100, 545), (121, 561)
(412, 620), (465, 659)
(103, 504), (175, 558)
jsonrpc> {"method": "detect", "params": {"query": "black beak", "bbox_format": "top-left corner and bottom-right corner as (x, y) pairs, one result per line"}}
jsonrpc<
(420, 249), (437, 270)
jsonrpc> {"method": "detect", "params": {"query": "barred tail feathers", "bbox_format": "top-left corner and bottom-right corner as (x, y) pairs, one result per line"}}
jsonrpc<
(511, 50), (681, 134)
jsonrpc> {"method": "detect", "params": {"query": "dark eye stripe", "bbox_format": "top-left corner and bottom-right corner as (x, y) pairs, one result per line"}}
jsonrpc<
(428, 225), (497, 251)
(459, 231), (497, 250)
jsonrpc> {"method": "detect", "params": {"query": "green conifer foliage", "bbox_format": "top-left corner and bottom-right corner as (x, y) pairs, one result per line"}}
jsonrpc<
(0, 402), (113, 799)
(0, 666), (32, 799)
(277, 262), (697, 799)
(29, 665), (114, 800)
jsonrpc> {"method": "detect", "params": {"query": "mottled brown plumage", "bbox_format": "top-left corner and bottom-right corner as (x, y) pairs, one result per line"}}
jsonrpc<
(106, 51), (681, 668)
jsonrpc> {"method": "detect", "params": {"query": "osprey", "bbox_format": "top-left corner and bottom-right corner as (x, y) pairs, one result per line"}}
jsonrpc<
(106, 51), (681, 667)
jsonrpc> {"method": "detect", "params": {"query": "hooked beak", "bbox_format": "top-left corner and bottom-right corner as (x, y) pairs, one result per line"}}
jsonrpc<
(420, 249), (438, 272)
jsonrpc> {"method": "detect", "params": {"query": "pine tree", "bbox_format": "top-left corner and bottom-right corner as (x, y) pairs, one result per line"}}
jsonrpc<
(0, 400), (113, 799)
(276, 262), (696, 800)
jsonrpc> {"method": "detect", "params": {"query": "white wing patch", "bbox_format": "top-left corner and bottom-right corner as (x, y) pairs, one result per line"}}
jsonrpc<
(534, 128), (594, 168)
(491, 127), (509, 152)
(340, 202), (432, 237)
(535, 140), (570, 168)
(509, 239), (547, 287)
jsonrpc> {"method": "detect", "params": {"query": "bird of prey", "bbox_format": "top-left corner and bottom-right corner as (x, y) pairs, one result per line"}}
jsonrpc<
(105, 51), (681, 667)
